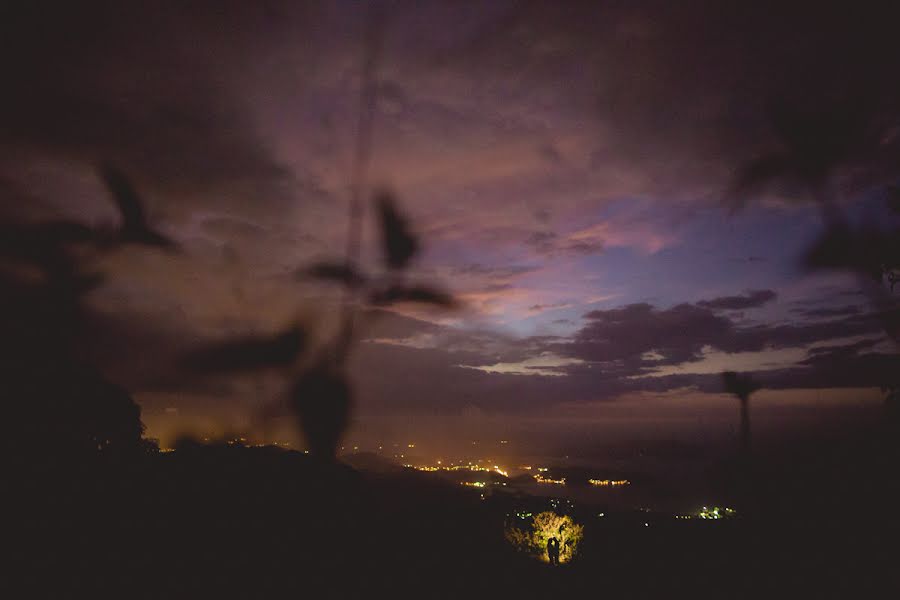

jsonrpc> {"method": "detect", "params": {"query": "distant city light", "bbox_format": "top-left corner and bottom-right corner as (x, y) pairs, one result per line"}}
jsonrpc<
(588, 479), (630, 487)
(534, 474), (565, 485)
(698, 506), (736, 520)
(409, 463), (509, 478)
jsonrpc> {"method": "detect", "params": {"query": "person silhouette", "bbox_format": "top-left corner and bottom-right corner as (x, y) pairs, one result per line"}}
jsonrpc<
(547, 537), (560, 565)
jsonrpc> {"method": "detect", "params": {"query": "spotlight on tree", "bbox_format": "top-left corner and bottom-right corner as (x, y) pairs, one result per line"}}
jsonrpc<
(505, 511), (584, 565)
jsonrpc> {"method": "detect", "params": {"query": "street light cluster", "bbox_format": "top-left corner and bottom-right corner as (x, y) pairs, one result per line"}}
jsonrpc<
(588, 479), (630, 487)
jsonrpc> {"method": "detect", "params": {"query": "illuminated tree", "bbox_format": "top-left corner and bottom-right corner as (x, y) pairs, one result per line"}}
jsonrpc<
(505, 511), (584, 564)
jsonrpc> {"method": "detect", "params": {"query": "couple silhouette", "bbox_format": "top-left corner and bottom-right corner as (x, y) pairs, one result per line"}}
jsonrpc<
(546, 537), (560, 565)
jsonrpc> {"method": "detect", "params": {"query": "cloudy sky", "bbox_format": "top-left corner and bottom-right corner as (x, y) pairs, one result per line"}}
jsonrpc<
(3, 1), (899, 451)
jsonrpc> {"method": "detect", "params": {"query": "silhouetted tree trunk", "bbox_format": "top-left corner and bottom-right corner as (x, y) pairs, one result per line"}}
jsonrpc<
(739, 394), (751, 458)
(723, 371), (759, 461)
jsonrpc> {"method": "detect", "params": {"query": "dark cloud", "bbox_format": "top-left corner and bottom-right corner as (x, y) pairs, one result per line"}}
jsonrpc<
(97, 290), (896, 421)
(479, 283), (515, 294)
(533, 208), (552, 223)
(563, 298), (888, 374)
(431, 0), (900, 197)
(0, 1), (305, 202)
(349, 341), (572, 414)
(361, 309), (444, 340)
(697, 289), (777, 311)
(525, 230), (604, 257)
(450, 263), (538, 278)
(759, 344), (899, 390)
(790, 305), (863, 319)
(803, 338), (883, 360)
(570, 303), (733, 367)
(728, 256), (769, 264)
(528, 302), (570, 313)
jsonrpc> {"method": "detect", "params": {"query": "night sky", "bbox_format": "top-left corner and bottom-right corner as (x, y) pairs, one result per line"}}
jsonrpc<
(4, 1), (899, 454)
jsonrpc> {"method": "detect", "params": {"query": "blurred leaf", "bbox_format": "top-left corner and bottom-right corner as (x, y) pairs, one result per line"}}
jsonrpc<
(804, 226), (900, 282)
(301, 261), (367, 288)
(768, 97), (878, 181)
(731, 96), (886, 207)
(62, 271), (106, 295)
(0, 221), (96, 269)
(376, 190), (419, 270)
(182, 327), (306, 373)
(370, 284), (456, 307)
(730, 154), (792, 207)
(99, 163), (176, 249)
(887, 185), (900, 215)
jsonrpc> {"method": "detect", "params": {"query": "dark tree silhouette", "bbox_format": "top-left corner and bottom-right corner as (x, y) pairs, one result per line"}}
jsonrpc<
(722, 371), (760, 459)
(882, 383), (900, 432)
(1, 165), (165, 461)
(8, 363), (145, 461)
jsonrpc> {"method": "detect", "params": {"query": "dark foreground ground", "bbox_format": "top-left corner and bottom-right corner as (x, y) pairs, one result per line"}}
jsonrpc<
(10, 428), (900, 600)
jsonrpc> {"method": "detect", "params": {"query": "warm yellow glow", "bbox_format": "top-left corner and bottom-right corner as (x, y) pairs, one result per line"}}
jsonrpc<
(588, 479), (630, 486)
(409, 463), (510, 478)
(534, 474), (565, 485)
(698, 506), (736, 519)
(505, 511), (584, 564)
